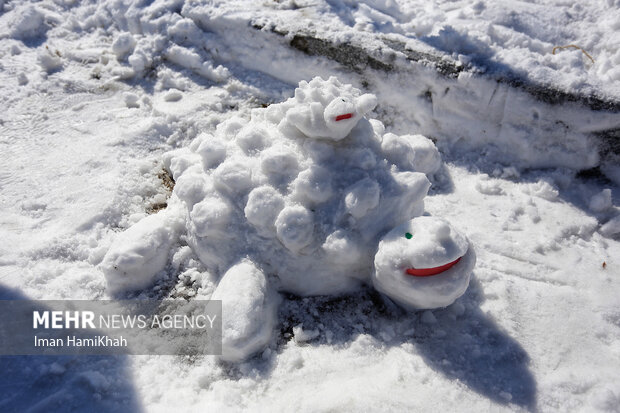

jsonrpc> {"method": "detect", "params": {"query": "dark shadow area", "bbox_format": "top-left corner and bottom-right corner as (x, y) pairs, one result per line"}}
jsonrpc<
(420, 26), (496, 70)
(428, 162), (455, 195)
(268, 275), (537, 410)
(20, 35), (49, 49)
(0, 285), (143, 413)
(324, 0), (358, 28)
(409, 277), (536, 409)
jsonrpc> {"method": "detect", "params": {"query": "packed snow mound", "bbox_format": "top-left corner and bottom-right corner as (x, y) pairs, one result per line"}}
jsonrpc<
(104, 76), (473, 361)
(168, 76), (447, 297)
(2, 5), (55, 41)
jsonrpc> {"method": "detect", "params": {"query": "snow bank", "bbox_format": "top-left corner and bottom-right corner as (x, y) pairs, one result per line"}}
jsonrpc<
(3, 0), (615, 175)
(174, 0), (619, 176)
(196, 0), (620, 99)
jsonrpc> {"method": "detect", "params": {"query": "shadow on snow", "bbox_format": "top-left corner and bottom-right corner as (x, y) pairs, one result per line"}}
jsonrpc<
(0, 285), (143, 413)
(224, 275), (537, 411)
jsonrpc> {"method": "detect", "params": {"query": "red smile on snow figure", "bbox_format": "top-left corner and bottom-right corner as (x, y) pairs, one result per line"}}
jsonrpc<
(401, 229), (464, 277)
(405, 256), (462, 277)
(335, 113), (354, 121)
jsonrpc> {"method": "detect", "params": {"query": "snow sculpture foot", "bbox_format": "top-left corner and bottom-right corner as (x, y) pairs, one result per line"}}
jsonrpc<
(100, 196), (184, 294)
(211, 259), (279, 362)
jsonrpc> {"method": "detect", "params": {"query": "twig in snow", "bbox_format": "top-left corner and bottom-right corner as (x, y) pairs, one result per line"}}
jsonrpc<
(552, 44), (595, 64)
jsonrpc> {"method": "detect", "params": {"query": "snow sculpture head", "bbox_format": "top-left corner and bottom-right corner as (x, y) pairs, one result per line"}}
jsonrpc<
(279, 77), (378, 141)
(373, 216), (476, 309)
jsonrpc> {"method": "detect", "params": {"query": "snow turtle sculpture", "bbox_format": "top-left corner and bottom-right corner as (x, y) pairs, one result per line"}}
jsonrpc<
(101, 76), (475, 362)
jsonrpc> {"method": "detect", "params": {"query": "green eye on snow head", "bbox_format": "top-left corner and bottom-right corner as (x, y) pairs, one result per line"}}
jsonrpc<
(405, 232), (413, 239)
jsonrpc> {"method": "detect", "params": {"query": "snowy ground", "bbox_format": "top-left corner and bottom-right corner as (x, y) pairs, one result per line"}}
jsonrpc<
(1, 0), (620, 412)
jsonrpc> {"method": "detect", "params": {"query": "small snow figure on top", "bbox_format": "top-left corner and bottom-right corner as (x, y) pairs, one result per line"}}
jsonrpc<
(100, 76), (475, 362)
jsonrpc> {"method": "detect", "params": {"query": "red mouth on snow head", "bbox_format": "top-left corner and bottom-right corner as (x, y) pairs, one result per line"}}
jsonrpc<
(335, 113), (354, 121)
(405, 256), (462, 277)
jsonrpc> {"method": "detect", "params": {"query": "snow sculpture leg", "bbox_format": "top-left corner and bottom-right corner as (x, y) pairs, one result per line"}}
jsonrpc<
(101, 195), (185, 294)
(211, 259), (279, 362)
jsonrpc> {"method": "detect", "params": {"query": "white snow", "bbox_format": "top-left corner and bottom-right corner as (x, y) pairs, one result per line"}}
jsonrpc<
(111, 32), (136, 59)
(38, 47), (63, 73)
(1, 0), (620, 411)
(244, 186), (285, 235)
(293, 324), (321, 343)
(600, 215), (620, 237)
(381, 133), (442, 176)
(282, 80), (377, 141)
(100, 194), (188, 293)
(344, 177), (381, 219)
(274, 204), (315, 254)
(5, 5), (49, 40)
